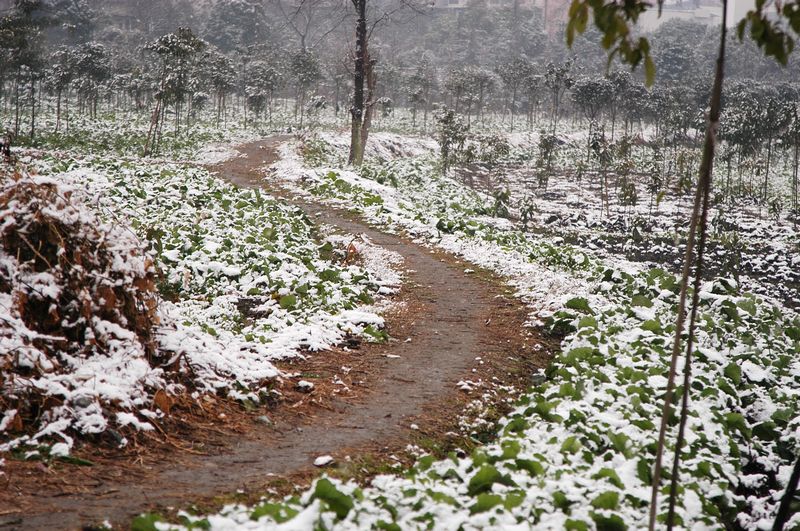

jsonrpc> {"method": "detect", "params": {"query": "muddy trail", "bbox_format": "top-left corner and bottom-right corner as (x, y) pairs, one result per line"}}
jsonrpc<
(2, 138), (547, 530)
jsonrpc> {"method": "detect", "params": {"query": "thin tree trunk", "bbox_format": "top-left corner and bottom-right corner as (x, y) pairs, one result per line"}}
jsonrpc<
(14, 75), (20, 137)
(29, 78), (35, 140)
(510, 86), (517, 133)
(357, 53), (376, 166)
(649, 2), (728, 529)
(793, 127), (799, 228)
(764, 136), (773, 201)
(773, 455), (800, 531)
(55, 90), (61, 132)
(348, 0), (367, 166)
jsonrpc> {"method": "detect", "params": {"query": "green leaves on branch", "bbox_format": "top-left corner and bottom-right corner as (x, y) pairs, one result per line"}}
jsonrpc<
(566, 0), (655, 86)
(737, 0), (800, 65)
(569, 0), (800, 81)
(567, 0), (800, 85)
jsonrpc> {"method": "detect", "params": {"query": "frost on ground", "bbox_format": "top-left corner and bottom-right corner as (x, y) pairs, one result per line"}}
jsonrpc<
(193, 144), (243, 165)
(170, 133), (800, 530)
(1, 152), (403, 459)
(449, 129), (800, 309)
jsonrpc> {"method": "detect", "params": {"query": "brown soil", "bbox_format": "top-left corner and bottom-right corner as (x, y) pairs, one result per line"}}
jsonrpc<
(0, 138), (553, 530)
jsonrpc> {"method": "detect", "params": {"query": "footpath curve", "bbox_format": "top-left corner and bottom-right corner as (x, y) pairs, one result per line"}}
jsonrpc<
(2, 138), (546, 530)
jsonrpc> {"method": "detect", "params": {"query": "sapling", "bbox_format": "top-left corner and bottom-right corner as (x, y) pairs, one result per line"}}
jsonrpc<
(436, 108), (467, 176)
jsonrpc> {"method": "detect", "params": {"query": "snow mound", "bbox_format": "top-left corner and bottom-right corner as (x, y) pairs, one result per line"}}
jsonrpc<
(0, 170), (164, 448)
(0, 168), (281, 456)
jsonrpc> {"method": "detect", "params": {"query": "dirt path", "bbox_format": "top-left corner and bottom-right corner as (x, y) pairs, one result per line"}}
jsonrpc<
(2, 138), (547, 530)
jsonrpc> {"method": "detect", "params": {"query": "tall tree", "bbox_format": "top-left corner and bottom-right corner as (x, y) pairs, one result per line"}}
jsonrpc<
(72, 41), (111, 118)
(496, 57), (534, 132)
(543, 58), (574, 134)
(347, 0), (428, 166)
(142, 27), (206, 155)
(0, 0), (47, 138)
(289, 48), (322, 128)
(347, 0), (370, 166)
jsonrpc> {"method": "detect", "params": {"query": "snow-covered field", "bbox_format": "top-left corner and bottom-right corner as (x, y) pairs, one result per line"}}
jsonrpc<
(1, 149), (402, 460)
(449, 131), (800, 309)
(2, 111), (798, 529)
(167, 133), (800, 530)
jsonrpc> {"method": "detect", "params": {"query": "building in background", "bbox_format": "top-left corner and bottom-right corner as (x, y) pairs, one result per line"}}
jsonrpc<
(434, 0), (758, 35)
(433, 0), (570, 35)
(637, 0), (756, 31)
(433, 0), (536, 8)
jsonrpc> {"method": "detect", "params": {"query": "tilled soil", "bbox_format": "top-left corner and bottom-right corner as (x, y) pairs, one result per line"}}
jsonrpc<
(1, 138), (551, 530)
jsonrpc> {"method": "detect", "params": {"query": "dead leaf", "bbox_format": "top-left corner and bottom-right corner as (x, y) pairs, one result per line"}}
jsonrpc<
(153, 389), (174, 414)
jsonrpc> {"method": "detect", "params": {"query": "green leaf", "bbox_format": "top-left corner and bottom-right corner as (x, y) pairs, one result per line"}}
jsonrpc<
(504, 491), (525, 509)
(363, 325), (389, 343)
(753, 421), (779, 441)
(724, 412), (751, 438)
(131, 514), (164, 531)
(279, 294), (297, 310)
(533, 400), (562, 422)
(417, 455), (435, 471)
(566, 297), (593, 314)
(469, 493), (503, 514)
(640, 320), (662, 334)
(250, 502), (299, 523)
(631, 295), (653, 308)
(467, 464), (516, 495)
(592, 512), (628, 531)
(553, 490), (573, 511)
(472, 449), (489, 467)
(178, 515), (210, 530)
(427, 489), (459, 506)
(724, 363), (742, 385)
(772, 408), (794, 425)
(318, 241), (334, 259)
(560, 436), (581, 454)
(591, 491), (620, 510)
(566, 519), (590, 531)
(500, 439), (521, 460)
(737, 298), (757, 316)
(609, 432), (631, 456)
(593, 468), (624, 489)
(504, 417), (528, 434)
(565, 347), (595, 365)
(720, 301), (740, 322)
(637, 459), (652, 484)
(514, 458), (545, 476)
(55, 455), (95, 467)
(363, 193), (384, 206)
(312, 478), (354, 520)
(320, 269), (341, 282)
(737, 18), (747, 40)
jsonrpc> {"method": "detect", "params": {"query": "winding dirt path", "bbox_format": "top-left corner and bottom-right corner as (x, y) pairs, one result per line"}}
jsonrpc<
(2, 138), (548, 530)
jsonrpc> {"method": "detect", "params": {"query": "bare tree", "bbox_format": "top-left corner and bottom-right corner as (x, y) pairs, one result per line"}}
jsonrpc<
(347, 0), (428, 166)
(275, 0), (349, 51)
